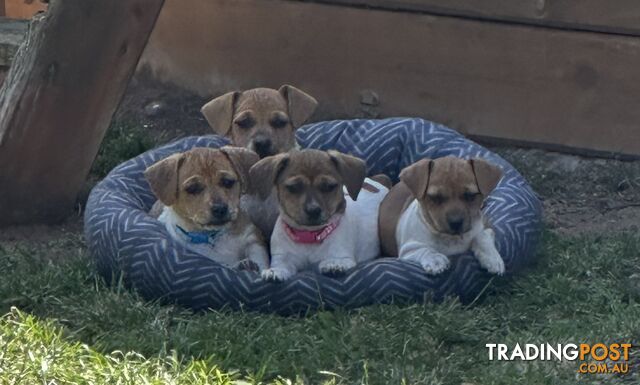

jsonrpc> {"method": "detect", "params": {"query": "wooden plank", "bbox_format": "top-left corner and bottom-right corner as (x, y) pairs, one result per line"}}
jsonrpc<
(0, 0), (165, 225)
(142, 0), (640, 157)
(303, 0), (640, 36)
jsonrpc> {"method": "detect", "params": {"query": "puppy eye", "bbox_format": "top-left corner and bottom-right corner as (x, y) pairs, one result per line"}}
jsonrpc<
(270, 116), (289, 129)
(463, 191), (480, 202)
(319, 182), (338, 193)
(220, 177), (236, 189)
(285, 183), (303, 195)
(427, 194), (446, 205)
(234, 116), (255, 129)
(185, 183), (204, 195)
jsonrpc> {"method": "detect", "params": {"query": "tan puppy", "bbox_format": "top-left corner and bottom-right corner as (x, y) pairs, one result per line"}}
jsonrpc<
(201, 85), (318, 158)
(379, 156), (505, 275)
(201, 85), (318, 239)
(250, 149), (388, 281)
(144, 146), (268, 271)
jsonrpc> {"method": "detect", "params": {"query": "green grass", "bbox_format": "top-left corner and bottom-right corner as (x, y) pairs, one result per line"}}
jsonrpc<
(1, 232), (639, 384)
(90, 120), (156, 178)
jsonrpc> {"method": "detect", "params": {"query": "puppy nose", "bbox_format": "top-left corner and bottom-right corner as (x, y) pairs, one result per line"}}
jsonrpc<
(448, 218), (464, 234)
(253, 137), (272, 157)
(304, 203), (322, 220)
(210, 203), (229, 218)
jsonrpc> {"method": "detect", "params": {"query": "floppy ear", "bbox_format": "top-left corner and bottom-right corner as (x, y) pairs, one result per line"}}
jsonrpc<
(144, 153), (185, 206)
(278, 85), (318, 128)
(219, 146), (260, 193)
(201, 91), (241, 136)
(248, 153), (290, 200)
(328, 151), (367, 201)
(469, 158), (503, 196)
(399, 158), (432, 199)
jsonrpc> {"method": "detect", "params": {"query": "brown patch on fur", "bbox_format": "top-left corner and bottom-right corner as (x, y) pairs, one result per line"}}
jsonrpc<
(201, 85), (318, 158)
(249, 149), (366, 227)
(144, 147), (259, 232)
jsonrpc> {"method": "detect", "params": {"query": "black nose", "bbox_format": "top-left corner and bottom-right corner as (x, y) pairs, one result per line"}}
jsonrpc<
(304, 203), (322, 220)
(210, 203), (229, 219)
(448, 218), (464, 234)
(253, 137), (272, 157)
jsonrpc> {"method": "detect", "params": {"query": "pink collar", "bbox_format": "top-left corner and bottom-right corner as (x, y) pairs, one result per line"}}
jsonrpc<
(283, 216), (341, 244)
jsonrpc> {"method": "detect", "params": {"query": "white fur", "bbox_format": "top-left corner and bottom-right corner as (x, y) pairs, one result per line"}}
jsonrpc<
(396, 200), (504, 275)
(158, 206), (269, 271)
(262, 178), (388, 281)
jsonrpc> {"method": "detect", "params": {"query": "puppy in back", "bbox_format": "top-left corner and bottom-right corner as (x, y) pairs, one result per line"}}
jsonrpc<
(145, 146), (268, 271)
(379, 156), (505, 275)
(250, 149), (389, 282)
(201, 85), (317, 158)
(201, 85), (318, 238)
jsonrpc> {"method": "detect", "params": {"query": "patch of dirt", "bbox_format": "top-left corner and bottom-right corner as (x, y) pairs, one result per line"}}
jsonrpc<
(114, 70), (212, 142)
(490, 147), (640, 236)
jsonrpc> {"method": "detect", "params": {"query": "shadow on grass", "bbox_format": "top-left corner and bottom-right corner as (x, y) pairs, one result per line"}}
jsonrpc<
(1, 231), (639, 384)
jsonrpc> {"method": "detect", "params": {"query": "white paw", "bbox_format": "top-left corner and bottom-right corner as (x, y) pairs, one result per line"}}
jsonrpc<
(261, 267), (293, 282)
(418, 253), (450, 275)
(319, 258), (356, 276)
(477, 250), (505, 275)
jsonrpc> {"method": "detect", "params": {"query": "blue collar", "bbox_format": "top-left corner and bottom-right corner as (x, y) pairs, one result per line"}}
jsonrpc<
(175, 225), (224, 246)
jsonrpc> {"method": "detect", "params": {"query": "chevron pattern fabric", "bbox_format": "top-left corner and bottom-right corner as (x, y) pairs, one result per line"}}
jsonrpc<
(85, 118), (542, 315)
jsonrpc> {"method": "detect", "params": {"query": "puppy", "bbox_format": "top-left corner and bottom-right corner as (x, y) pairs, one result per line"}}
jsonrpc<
(144, 146), (268, 271)
(201, 85), (318, 239)
(250, 149), (388, 282)
(201, 85), (318, 158)
(379, 156), (505, 275)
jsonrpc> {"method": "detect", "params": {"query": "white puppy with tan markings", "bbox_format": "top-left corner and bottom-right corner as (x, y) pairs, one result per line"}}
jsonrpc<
(144, 146), (269, 271)
(379, 156), (505, 275)
(249, 149), (388, 282)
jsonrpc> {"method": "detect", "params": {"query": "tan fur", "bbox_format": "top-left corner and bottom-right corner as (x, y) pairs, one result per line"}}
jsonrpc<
(249, 149), (366, 228)
(144, 147), (258, 232)
(379, 156), (502, 256)
(201, 85), (318, 158)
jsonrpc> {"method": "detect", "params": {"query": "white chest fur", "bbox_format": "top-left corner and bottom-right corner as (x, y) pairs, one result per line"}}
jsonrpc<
(157, 206), (268, 270)
(262, 178), (389, 281)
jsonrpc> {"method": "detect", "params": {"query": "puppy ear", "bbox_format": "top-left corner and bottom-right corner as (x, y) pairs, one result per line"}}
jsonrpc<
(219, 146), (260, 193)
(248, 153), (290, 200)
(399, 158), (432, 199)
(278, 85), (318, 128)
(469, 159), (503, 196)
(201, 91), (241, 136)
(328, 151), (367, 201)
(144, 153), (185, 206)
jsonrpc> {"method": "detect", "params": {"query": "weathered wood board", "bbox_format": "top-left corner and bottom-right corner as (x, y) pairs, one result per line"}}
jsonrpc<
(142, 0), (640, 157)
(0, 0), (165, 225)
(315, 0), (640, 36)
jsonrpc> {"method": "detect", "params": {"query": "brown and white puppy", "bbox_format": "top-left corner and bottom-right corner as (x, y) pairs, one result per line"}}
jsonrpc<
(201, 85), (318, 239)
(144, 146), (268, 271)
(379, 156), (504, 275)
(201, 85), (318, 159)
(250, 149), (389, 282)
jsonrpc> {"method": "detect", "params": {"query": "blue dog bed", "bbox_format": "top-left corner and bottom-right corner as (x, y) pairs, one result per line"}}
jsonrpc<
(85, 118), (542, 314)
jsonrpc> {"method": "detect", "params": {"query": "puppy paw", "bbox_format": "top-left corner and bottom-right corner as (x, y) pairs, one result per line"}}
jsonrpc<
(319, 259), (356, 276)
(236, 259), (260, 272)
(477, 250), (505, 275)
(261, 268), (293, 282)
(419, 253), (450, 275)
